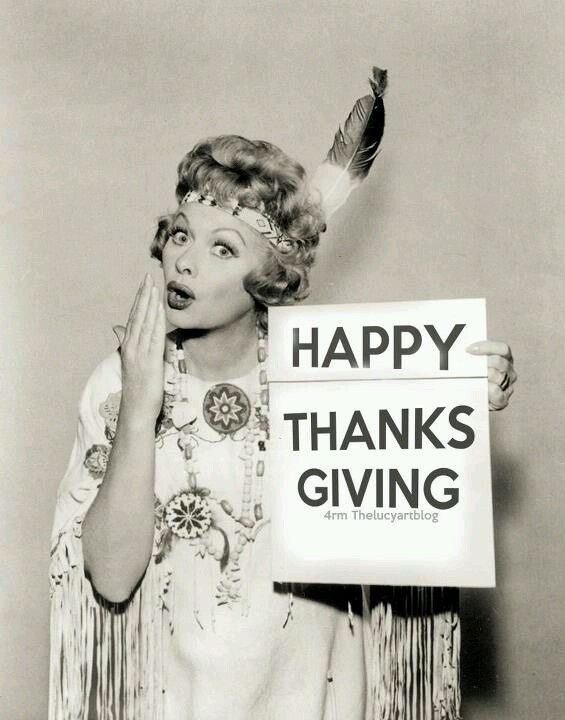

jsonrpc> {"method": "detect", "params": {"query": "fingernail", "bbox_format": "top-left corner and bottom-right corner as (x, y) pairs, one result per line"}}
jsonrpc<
(466, 344), (480, 354)
(112, 325), (126, 346)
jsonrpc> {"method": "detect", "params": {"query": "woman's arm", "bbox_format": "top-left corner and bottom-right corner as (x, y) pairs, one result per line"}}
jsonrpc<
(82, 274), (166, 602)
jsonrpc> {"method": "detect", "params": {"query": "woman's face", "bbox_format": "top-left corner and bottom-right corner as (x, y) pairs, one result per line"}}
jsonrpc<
(161, 201), (269, 331)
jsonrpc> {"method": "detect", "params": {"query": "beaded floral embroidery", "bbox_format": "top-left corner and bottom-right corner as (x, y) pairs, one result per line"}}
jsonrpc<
(155, 334), (270, 608)
(83, 338), (270, 610)
(164, 491), (212, 539)
(203, 383), (251, 433)
(81, 392), (121, 479)
(83, 444), (110, 480)
(98, 391), (121, 442)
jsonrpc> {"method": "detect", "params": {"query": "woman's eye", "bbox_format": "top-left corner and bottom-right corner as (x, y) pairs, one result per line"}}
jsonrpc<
(171, 230), (189, 245)
(212, 243), (235, 258)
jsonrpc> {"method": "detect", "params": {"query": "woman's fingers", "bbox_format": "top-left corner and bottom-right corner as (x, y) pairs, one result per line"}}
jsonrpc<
(487, 355), (517, 382)
(112, 325), (126, 348)
(487, 366), (506, 386)
(488, 381), (510, 411)
(466, 340), (513, 362)
(487, 364), (516, 409)
(150, 300), (166, 355)
(124, 275), (148, 341)
(487, 354), (509, 371)
(468, 339), (517, 411)
(138, 287), (160, 352)
(467, 339), (517, 411)
(118, 275), (165, 421)
(128, 275), (153, 345)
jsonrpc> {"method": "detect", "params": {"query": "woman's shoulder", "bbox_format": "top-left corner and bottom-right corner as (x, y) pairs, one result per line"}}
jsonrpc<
(88, 350), (122, 386)
(79, 350), (122, 414)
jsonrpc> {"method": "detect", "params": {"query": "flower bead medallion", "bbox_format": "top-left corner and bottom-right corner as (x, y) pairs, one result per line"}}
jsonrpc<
(164, 491), (212, 540)
(203, 383), (251, 434)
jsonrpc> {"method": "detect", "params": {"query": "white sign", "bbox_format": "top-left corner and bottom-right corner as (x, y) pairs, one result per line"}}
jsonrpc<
(268, 298), (495, 587)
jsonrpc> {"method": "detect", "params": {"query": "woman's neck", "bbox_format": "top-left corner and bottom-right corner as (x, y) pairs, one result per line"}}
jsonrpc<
(171, 311), (261, 381)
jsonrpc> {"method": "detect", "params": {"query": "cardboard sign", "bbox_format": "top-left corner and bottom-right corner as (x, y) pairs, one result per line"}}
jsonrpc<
(268, 298), (495, 587)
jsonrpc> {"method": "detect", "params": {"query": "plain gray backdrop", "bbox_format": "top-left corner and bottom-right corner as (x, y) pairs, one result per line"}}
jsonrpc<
(2, 1), (563, 718)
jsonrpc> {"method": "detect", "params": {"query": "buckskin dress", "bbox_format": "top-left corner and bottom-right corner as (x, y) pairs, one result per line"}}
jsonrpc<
(49, 343), (460, 720)
(49, 344), (365, 720)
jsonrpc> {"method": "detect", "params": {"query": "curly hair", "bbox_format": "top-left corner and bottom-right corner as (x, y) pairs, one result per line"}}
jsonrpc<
(150, 135), (325, 332)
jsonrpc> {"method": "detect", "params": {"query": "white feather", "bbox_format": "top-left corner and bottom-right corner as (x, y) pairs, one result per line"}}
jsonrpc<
(310, 161), (363, 220)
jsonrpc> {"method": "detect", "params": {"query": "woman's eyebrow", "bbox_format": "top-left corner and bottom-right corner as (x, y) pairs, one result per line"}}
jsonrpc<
(172, 211), (190, 227)
(172, 214), (246, 246)
(213, 227), (246, 246)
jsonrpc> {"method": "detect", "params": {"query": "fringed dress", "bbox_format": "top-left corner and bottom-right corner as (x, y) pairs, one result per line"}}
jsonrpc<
(49, 348), (460, 720)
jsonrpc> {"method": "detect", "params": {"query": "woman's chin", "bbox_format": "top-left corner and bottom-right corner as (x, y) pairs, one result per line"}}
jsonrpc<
(166, 318), (197, 332)
(165, 310), (208, 334)
(165, 306), (194, 331)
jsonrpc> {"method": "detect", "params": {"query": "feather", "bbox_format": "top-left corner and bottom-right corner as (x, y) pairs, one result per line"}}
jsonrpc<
(310, 66), (387, 221)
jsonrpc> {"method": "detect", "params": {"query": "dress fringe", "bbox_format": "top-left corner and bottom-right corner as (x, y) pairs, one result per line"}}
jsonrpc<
(363, 586), (461, 720)
(50, 524), (460, 720)
(49, 522), (172, 720)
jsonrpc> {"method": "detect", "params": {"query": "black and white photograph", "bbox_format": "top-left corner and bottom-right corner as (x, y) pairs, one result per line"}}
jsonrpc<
(2, 2), (563, 719)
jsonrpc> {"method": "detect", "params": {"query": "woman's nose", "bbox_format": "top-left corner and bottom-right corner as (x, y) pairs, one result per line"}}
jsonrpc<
(175, 245), (199, 277)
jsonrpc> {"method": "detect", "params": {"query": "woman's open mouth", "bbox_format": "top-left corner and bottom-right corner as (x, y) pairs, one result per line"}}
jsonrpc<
(167, 281), (195, 310)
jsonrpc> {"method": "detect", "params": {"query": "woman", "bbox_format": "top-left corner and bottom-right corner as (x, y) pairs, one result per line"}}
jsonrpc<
(50, 134), (517, 718)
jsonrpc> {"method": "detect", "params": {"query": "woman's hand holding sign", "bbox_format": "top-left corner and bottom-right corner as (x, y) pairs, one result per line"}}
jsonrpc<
(466, 340), (517, 411)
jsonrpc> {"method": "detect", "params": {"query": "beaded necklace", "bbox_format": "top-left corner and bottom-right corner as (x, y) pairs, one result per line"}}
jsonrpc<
(159, 328), (269, 608)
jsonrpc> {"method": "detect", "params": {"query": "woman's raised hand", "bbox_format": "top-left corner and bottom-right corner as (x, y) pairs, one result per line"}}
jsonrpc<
(119, 274), (166, 423)
(466, 340), (517, 411)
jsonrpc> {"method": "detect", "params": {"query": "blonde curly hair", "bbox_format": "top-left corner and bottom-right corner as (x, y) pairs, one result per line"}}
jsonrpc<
(150, 135), (325, 332)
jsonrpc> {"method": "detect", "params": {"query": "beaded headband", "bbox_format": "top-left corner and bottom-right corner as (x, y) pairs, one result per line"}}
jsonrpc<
(180, 190), (293, 250)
